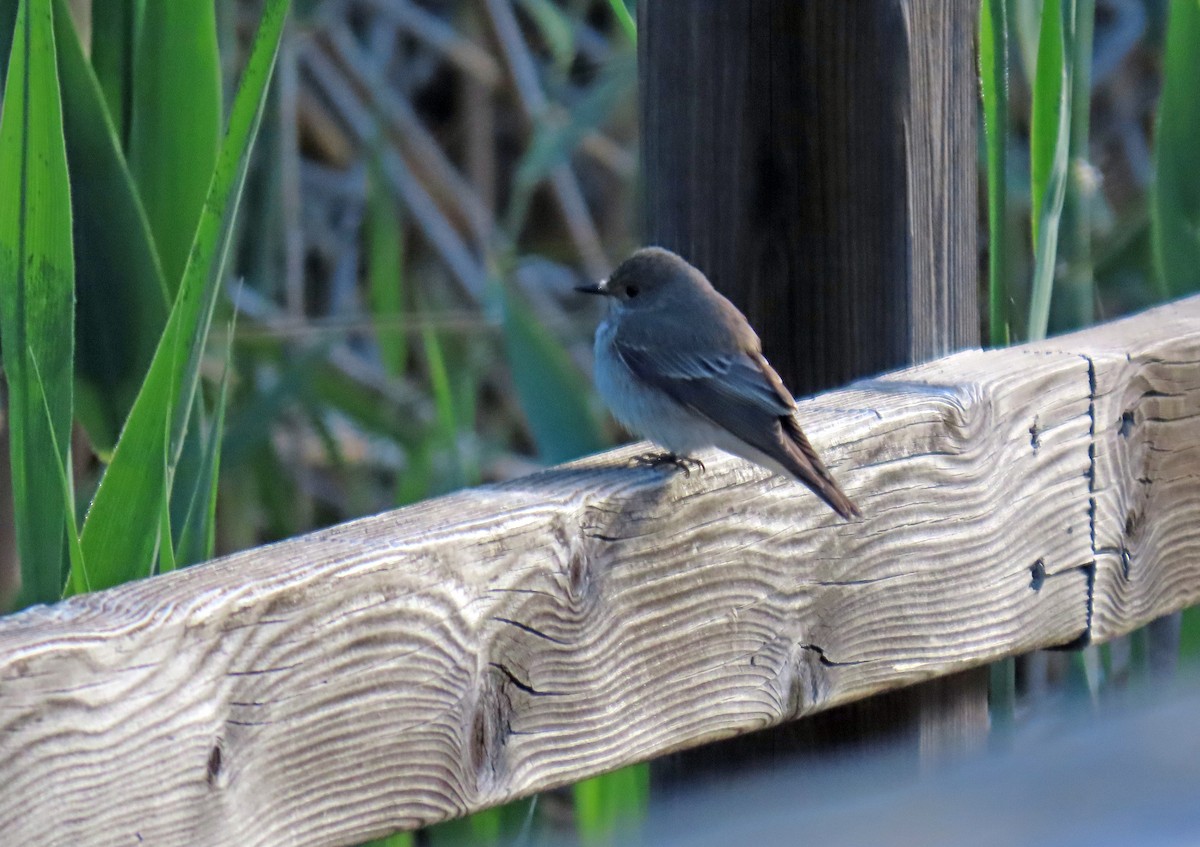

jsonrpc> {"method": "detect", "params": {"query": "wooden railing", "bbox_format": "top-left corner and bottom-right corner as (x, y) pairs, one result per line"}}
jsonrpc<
(2, 295), (1198, 847)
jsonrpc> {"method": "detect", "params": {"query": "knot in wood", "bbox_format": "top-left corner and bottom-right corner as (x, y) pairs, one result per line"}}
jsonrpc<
(467, 664), (515, 796)
(753, 634), (830, 720)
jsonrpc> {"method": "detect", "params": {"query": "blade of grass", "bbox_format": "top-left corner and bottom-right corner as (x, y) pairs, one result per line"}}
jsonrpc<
(606, 0), (636, 46)
(74, 0), (291, 593)
(1029, 0), (1066, 252)
(395, 439), (432, 506)
(416, 287), (465, 492)
(1028, 0), (1074, 341)
(980, 0), (1010, 346)
(128, 0), (221, 291)
(90, 0), (140, 148)
(157, 321), (184, 577)
(1181, 606), (1200, 662)
(30, 352), (88, 596)
(1049, 0), (1096, 334)
(367, 161), (409, 379)
(175, 312), (236, 567)
(157, 404), (177, 574)
(0, 0), (76, 609)
(1151, 0), (1200, 297)
(573, 763), (648, 844)
(52, 0), (169, 451)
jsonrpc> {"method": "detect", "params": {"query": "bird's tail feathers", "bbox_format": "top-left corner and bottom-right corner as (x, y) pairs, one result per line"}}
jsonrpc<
(778, 418), (860, 520)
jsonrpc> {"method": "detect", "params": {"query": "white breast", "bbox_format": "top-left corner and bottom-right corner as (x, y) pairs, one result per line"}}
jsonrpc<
(593, 318), (723, 456)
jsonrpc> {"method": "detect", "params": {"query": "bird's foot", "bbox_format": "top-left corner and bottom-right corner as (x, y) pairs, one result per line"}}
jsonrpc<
(632, 451), (706, 476)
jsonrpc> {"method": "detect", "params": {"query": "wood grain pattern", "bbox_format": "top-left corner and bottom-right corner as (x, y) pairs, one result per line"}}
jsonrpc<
(639, 0), (978, 394)
(2, 298), (1199, 847)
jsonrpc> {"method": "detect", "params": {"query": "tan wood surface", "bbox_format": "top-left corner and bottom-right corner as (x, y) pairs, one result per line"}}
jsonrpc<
(1, 296), (1198, 847)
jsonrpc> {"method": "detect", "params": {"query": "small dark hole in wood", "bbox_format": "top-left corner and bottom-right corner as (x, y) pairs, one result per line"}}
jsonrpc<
(1119, 410), (1136, 438)
(1029, 417), (1041, 453)
(1029, 560), (1046, 591)
(206, 742), (223, 786)
(1125, 511), (1138, 537)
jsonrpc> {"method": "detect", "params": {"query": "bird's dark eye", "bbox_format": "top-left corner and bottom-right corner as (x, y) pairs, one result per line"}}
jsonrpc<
(625, 285), (639, 298)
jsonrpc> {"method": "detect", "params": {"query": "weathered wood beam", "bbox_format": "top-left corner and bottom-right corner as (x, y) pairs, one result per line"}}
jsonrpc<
(2, 297), (1199, 847)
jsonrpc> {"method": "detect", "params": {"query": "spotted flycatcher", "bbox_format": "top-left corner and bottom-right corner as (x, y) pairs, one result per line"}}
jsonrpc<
(577, 247), (859, 519)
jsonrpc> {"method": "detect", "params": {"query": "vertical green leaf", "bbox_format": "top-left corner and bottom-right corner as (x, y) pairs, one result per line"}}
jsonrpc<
(573, 764), (649, 844)
(1151, 0), (1200, 296)
(1027, 0), (1074, 341)
(416, 288), (465, 491)
(1049, 0), (1095, 334)
(0, 0), (75, 608)
(52, 0), (169, 451)
(980, 0), (1010, 346)
(1181, 606), (1200, 662)
(74, 0), (291, 593)
(128, 0), (221, 291)
(606, 0), (636, 46)
(1029, 0), (1066, 251)
(175, 316), (236, 567)
(90, 0), (141, 148)
(30, 352), (88, 596)
(367, 165), (408, 378)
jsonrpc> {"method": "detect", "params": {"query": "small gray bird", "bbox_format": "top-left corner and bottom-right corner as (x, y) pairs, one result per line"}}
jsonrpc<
(577, 246), (859, 519)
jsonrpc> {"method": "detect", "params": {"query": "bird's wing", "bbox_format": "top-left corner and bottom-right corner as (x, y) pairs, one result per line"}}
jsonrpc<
(614, 339), (860, 518)
(614, 341), (795, 421)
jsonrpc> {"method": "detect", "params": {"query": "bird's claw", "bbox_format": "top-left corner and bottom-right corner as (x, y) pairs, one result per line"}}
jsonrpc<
(632, 452), (705, 476)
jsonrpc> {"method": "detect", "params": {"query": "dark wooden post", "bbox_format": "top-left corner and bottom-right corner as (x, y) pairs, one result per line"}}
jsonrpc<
(640, 0), (985, 766)
(641, 1), (977, 392)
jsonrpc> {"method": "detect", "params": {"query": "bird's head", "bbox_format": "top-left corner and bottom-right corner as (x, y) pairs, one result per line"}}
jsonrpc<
(575, 246), (708, 312)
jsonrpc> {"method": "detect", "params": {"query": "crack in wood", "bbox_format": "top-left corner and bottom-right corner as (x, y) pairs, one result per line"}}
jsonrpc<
(798, 643), (867, 668)
(488, 661), (562, 697)
(490, 617), (568, 645)
(1082, 353), (1098, 642)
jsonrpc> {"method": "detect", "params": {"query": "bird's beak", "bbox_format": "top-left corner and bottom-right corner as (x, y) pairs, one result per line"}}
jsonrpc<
(575, 279), (611, 296)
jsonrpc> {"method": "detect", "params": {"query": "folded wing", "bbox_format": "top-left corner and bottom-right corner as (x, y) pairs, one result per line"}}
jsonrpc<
(614, 340), (860, 518)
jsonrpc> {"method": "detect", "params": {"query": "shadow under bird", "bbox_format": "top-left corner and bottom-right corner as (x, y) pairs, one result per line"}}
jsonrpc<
(577, 247), (860, 519)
